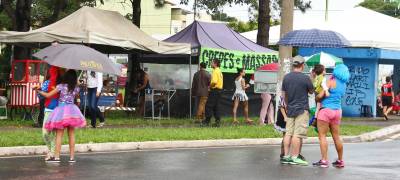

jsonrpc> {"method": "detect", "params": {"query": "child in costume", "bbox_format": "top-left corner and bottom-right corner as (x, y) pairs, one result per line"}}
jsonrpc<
(36, 70), (86, 163)
(40, 66), (60, 161)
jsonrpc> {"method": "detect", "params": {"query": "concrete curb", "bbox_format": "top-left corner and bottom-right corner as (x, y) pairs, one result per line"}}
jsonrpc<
(1, 124), (399, 157)
(359, 124), (400, 142)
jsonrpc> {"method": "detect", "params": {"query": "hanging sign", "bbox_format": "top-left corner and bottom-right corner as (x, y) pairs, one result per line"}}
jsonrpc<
(199, 47), (279, 73)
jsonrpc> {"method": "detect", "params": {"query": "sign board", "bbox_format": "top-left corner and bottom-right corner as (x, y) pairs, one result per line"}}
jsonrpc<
(199, 47), (279, 73)
(254, 71), (278, 84)
(254, 82), (277, 94)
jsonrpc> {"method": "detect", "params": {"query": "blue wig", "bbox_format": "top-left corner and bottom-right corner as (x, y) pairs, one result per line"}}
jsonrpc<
(333, 64), (350, 83)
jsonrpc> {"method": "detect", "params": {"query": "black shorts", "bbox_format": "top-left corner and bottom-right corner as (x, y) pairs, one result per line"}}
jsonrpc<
(382, 96), (393, 107)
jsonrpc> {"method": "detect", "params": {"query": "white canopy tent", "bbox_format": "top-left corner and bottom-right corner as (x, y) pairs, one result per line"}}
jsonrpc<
(0, 6), (190, 55)
(241, 7), (400, 50)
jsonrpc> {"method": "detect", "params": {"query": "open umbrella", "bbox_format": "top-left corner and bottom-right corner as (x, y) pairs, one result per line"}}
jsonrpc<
(277, 29), (351, 48)
(305, 52), (343, 68)
(33, 44), (121, 76)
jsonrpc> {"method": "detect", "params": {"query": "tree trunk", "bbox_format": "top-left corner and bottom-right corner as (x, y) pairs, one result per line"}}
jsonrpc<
(125, 0), (142, 106)
(131, 0), (141, 27)
(257, 0), (271, 47)
(14, 0), (33, 60)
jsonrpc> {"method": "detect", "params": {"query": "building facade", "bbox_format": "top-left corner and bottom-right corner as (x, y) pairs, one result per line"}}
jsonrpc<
(96, 0), (213, 36)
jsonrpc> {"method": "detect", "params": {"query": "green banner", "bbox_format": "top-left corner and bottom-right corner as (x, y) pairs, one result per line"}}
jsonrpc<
(199, 47), (279, 73)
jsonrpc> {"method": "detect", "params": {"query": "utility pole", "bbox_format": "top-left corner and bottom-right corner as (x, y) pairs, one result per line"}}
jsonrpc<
(194, 0), (197, 21)
(325, 0), (329, 21)
(276, 0), (294, 119)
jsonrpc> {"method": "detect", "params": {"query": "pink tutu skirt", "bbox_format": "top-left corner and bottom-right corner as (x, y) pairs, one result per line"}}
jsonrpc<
(45, 103), (86, 130)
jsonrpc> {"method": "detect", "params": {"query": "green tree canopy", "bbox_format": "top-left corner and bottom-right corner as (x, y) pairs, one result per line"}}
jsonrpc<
(359, 0), (400, 18)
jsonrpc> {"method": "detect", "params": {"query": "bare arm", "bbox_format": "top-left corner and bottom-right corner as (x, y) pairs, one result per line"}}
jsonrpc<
(241, 79), (246, 90)
(282, 91), (288, 108)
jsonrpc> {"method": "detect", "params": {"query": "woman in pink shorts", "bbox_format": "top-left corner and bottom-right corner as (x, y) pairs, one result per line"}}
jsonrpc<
(313, 64), (350, 168)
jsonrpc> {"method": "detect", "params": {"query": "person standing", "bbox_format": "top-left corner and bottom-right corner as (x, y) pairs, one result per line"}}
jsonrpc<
(192, 62), (211, 122)
(202, 59), (223, 127)
(134, 69), (151, 117)
(313, 64), (350, 168)
(87, 71), (105, 128)
(281, 56), (314, 166)
(381, 76), (394, 120)
(259, 93), (274, 125)
(232, 68), (253, 124)
(37, 70), (86, 163)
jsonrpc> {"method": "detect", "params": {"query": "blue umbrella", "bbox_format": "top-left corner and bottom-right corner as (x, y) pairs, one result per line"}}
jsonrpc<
(277, 29), (351, 48)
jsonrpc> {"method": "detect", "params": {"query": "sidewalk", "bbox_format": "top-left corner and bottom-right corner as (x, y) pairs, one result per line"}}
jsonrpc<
(341, 115), (400, 127)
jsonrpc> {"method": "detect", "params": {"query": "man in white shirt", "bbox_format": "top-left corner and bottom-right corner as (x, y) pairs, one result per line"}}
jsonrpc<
(87, 71), (105, 128)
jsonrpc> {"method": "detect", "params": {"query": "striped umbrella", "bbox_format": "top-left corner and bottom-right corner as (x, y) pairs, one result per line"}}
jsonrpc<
(305, 52), (343, 68)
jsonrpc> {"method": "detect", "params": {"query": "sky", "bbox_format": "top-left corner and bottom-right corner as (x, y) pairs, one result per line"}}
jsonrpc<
(175, 0), (364, 22)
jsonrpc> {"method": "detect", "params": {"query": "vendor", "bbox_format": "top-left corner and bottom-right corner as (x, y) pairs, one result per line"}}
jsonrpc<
(133, 68), (151, 117)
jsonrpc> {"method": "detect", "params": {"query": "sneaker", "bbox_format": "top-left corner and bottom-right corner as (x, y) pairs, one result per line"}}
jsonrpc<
(97, 122), (105, 128)
(280, 156), (292, 164)
(46, 157), (60, 163)
(332, 160), (345, 168)
(313, 160), (329, 168)
(298, 154), (306, 161)
(290, 156), (309, 166)
(69, 159), (76, 163)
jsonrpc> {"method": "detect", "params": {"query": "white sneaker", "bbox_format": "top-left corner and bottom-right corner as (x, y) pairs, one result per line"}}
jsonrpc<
(98, 122), (105, 128)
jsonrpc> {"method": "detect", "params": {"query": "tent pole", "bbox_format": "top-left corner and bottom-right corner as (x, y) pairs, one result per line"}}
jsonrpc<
(189, 55), (192, 119)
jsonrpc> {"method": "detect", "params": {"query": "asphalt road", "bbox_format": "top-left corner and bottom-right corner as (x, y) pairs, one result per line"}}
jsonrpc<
(1, 141), (399, 180)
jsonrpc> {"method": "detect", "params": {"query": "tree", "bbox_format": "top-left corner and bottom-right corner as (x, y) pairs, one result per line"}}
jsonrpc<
(359, 0), (400, 18)
(180, 0), (311, 47)
(0, 0), (102, 59)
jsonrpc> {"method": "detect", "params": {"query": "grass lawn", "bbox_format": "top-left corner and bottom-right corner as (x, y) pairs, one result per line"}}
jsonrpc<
(0, 112), (381, 147)
(0, 121), (380, 147)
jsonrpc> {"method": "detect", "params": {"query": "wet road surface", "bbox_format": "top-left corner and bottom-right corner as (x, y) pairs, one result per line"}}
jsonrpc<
(1, 141), (399, 180)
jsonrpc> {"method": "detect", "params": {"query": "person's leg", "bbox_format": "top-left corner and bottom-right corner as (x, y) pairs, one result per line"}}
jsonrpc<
(259, 93), (268, 125)
(232, 99), (239, 123)
(194, 96), (201, 120)
(42, 111), (55, 159)
(280, 132), (286, 157)
(138, 95), (145, 117)
(214, 91), (221, 126)
(266, 99), (274, 124)
(243, 101), (253, 123)
(54, 129), (64, 159)
(317, 120), (330, 161)
(37, 98), (45, 127)
(87, 88), (97, 127)
(330, 124), (343, 160)
(386, 106), (393, 116)
(203, 92), (214, 125)
(291, 111), (309, 157)
(198, 96), (208, 120)
(94, 92), (105, 123)
(68, 127), (75, 160)
(283, 118), (295, 156)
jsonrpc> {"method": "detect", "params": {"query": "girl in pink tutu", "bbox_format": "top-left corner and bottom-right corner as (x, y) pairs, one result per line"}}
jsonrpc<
(36, 70), (86, 163)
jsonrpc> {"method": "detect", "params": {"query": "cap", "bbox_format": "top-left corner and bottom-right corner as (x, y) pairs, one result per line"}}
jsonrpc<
(292, 55), (305, 66)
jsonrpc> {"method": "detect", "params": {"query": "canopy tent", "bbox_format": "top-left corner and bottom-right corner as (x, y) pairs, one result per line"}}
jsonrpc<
(161, 21), (278, 73)
(157, 21), (278, 118)
(241, 7), (400, 50)
(0, 6), (190, 55)
(0, 6), (193, 118)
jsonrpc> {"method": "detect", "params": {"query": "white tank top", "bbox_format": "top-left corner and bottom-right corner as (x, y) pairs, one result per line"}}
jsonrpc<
(234, 77), (245, 94)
